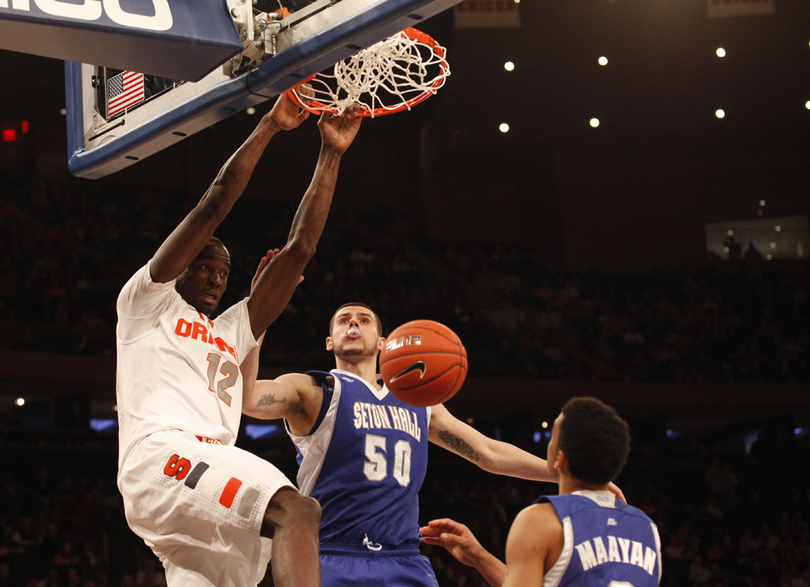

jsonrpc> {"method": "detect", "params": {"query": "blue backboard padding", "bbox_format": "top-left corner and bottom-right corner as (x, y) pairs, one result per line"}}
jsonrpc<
(1, 0), (242, 81)
(66, 0), (462, 179)
(64, 61), (85, 167)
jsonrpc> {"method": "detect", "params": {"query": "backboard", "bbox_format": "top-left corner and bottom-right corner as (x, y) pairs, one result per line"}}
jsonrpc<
(1, 0), (245, 82)
(66, 0), (463, 179)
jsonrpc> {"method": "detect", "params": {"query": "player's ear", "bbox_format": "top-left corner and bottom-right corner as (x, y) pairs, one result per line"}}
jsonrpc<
(326, 337), (334, 351)
(376, 337), (386, 352)
(554, 449), (567, 473)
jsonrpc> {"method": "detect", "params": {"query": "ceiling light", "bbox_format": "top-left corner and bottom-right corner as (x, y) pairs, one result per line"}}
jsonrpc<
(499, 123), (510, 133)
(759, 200), (766, 206)
(775, 226), (782, 232)
(598, 56), (608, 66)
(715, 109), (725, 119)
(504, 61), (515, 72)
(246, 107), (256, 115)
(716, 48), (726, 58)
(590, 118), (600, 128)
(15, 398), (24, 407)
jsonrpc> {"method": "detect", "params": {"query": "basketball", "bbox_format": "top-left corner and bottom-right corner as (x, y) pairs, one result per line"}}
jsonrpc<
(379, 320), (468, 407)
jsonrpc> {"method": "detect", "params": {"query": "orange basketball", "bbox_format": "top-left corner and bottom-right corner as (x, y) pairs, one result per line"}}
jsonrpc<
(379, 320), (468, 407)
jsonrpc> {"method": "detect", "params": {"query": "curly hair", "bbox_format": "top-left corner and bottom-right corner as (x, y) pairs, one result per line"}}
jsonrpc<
(558, 397), (630, 486)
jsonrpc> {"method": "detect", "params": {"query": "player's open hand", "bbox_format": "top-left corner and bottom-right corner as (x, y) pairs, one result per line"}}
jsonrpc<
(419, 518), (486, 568)
(318, 106), (362, 154)
(267, 92), (311, 131)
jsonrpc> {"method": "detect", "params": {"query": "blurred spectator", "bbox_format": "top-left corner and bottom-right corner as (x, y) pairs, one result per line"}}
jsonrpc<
(0, 176), (807, 385)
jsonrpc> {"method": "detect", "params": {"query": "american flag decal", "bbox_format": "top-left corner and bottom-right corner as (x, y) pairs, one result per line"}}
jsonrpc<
(107, 71), (145, 116)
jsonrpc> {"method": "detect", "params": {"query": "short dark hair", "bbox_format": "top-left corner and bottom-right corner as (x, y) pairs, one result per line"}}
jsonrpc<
(329, 303), (383, 337)
(558, 397), (630, 486)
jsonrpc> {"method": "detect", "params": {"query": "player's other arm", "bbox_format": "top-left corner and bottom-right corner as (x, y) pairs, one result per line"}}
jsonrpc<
(239, 250), (289, 399)
(246, 108), (361, 339)
(242, 373), (323, 435)
(428, 404), (555, 483)
(420, 505), (557, 587)
(150, 96), (309, 284)
(419, 518), (508, 587)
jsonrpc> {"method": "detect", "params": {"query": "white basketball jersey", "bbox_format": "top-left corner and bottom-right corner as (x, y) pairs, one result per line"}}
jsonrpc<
(115, 262), (257, 472)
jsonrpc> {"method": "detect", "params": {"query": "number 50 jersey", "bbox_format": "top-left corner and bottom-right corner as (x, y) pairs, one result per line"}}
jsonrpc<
(286, 370), (431, 548)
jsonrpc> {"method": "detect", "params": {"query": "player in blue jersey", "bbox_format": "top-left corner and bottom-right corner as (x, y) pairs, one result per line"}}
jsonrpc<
(241, 305), (626, 587)
(421, 396), (662, 587)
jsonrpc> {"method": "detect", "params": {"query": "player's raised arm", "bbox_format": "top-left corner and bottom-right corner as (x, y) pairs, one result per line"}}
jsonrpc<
(246, 108), (362, 338)
(428, 403), (556, 483)
(149, 94), (310, 284)
(428, 403), (627, 502)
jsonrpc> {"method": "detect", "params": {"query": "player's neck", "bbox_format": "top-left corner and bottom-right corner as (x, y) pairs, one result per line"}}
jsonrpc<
(334, 356), (381, 390)
(560, 477), (608, 496)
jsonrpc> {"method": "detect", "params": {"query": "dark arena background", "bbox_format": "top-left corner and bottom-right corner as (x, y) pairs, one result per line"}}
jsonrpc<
(2, 0), (810, 585)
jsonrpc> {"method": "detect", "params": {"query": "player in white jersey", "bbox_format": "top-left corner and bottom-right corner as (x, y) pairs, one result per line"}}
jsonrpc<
(238, 304), (626, 586)
(421, 396), (662, 587)
(115, 93), (362, 587)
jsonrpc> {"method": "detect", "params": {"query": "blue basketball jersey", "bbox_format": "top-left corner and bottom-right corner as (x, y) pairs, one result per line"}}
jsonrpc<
(537, 491), (662, 587)
(287, 370), (431, 548)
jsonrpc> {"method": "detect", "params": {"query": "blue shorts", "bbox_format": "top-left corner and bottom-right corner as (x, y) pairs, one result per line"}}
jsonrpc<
(320, 544), (439, 587)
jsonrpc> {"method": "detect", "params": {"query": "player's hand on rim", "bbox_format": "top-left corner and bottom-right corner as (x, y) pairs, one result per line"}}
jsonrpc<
(318, 103), (362, 154)
(267, 92), (311, 131)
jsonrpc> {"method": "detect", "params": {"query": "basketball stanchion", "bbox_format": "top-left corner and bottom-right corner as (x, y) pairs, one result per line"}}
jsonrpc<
(284, 27), (450, 118)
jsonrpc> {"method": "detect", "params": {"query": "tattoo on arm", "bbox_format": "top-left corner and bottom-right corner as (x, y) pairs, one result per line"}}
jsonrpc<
(257, 394), (288, 408)
(438, 430), (480, 462)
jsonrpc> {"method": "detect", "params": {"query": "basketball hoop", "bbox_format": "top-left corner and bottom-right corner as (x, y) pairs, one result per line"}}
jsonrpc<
(284, 27), (450, 118)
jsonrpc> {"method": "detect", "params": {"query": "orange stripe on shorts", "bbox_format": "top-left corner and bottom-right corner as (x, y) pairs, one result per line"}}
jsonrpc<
(220, 477), (243, 508)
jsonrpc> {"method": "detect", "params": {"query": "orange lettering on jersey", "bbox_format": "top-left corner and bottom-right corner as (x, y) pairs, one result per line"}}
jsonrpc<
(175, 319), (192, 337)
(174, 318), (238, 359)
(191, 321), (208, 341)
(212, 337), (236, 358)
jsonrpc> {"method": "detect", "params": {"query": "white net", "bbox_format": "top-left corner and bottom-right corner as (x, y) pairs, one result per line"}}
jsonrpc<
(287, 28), (450, 117)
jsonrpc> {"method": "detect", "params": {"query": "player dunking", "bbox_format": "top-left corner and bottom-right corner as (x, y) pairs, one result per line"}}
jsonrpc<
(114, 94), (361, 587)
(239, 304), (626, 587)
(421, 397), (662, 587)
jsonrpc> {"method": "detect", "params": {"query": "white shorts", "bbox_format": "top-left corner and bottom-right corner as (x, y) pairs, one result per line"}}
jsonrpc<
(119, 430), (295, 587)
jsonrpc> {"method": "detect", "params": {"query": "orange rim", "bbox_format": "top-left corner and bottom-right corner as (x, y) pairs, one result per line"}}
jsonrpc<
(283, 27), (448, 117)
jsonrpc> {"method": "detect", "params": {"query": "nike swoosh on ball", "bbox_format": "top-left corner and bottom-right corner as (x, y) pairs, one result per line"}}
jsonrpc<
(390, 361), (427, 382)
